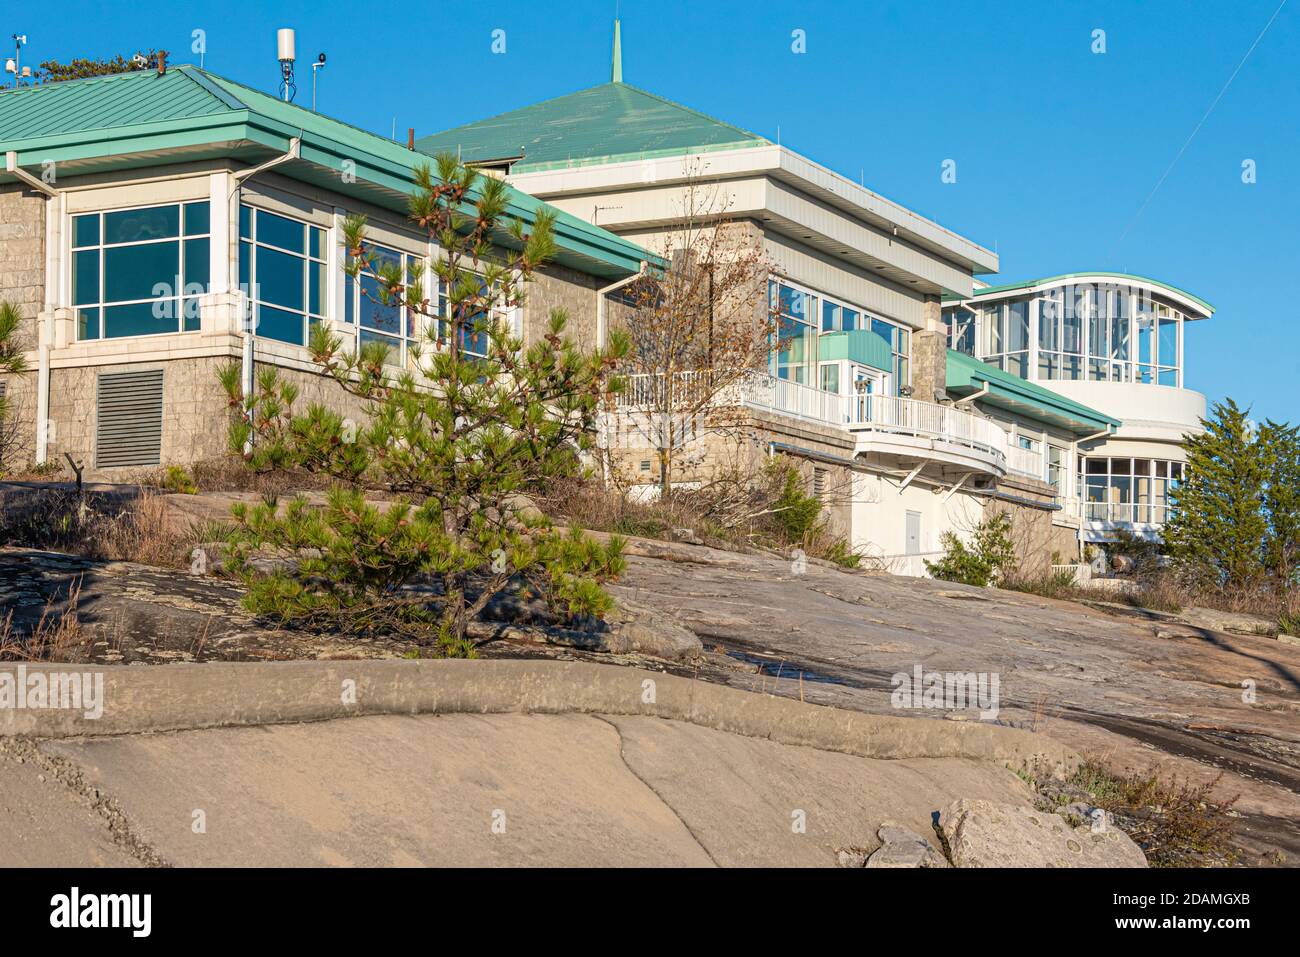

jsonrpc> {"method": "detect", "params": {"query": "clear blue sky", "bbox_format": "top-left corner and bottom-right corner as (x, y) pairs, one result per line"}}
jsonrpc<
(16, 0), (1300, 421)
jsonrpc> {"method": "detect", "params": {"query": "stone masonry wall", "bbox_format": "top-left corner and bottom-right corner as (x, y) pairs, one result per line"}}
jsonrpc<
(0, 183), (45, 471)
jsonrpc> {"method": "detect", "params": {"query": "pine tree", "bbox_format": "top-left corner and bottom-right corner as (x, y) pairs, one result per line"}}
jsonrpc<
(219, 155), (629, 655)
(1260, 419), (1300, 592)
(1163, 399), (1268, 592)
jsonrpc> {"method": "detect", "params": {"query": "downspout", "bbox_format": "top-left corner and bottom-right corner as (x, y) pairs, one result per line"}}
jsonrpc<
(953, 382), (989, 409)
(595, 259), (648, 349)
(593, 260), (649, 487)
(228, 138), (302, 451)
(6, 152), (60, 467)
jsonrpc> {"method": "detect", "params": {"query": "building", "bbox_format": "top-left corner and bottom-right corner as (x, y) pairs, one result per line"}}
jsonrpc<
(419, 24), (1141, 573)
(0, 62), (649, 476)
(944, 273), (1213, 546)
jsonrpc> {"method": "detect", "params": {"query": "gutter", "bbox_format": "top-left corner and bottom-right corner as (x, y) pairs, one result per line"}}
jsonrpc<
(6, 152), (59, 466)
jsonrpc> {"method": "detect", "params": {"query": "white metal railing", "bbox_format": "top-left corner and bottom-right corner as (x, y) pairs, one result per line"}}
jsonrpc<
(611, 371), (1053, 474)
(1006, 445), (1044, 480)
(844, 393), (1007, 461)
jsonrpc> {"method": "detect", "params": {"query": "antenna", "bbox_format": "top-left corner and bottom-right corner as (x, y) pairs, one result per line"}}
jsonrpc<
(311, 52), (326, 111)
(276, 28), (297, 103)
(5, 34), (27, 87)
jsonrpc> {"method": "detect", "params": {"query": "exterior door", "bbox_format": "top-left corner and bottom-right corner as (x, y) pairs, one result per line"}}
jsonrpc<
(905, 510), (922, 556)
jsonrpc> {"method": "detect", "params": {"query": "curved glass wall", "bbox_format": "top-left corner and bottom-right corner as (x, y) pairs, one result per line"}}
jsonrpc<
(945, 281), (1185, 388)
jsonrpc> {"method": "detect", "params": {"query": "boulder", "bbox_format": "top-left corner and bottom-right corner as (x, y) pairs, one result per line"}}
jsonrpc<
(940, 799), (1147, 868)
(864, 823), (950, 868)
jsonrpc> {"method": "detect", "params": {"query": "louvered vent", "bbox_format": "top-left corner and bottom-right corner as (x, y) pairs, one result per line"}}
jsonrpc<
(813, 466), (827, 499)
(96, 369), (164, 468)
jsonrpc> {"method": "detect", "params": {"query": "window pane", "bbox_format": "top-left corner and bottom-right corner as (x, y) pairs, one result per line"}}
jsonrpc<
(344, 274), (354, 324)
(308, 261), (325, 317)
(239, 205), (252, 239)
(77, 308), (100, 341)
(104, 205), (179, 244)
(360, 275), (400, 333)
(182, 297), (202, 332)
(820, 364), (840, 393)
(73, 214), (100, 249)
(104, 241), (180, 303)
(359, 328), (399, 363)
(73, 250), (100, 306)
(256, 245), (305, 312)
(309, 227), (324, 260)
(256, 304), (305, 345)
(256, 209), (306, 254)
(1158, 317), (1177, 368)
(104, 300), (177, 338)
(842, 307), (858, 332)
(1008, 301), (1028, 352)
(184, 202), (210, 236)
(184, 238), (210, 294)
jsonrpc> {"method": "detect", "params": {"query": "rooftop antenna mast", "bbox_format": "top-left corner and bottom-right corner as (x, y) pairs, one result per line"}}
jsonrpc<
(276, 28), (297, 103)
(4, 34), (30, 87)
(311, 52), (326, 111)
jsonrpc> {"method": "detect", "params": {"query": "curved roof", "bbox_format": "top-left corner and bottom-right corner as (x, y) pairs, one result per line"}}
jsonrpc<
(966, 272), (1213, 318)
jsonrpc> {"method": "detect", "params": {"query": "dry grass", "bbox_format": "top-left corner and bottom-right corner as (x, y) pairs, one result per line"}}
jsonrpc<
(0, 581), (92, 663)
(0, 486), (196, 568)
(1062, 761), (1240, 868)
(536, 473), (862, 567)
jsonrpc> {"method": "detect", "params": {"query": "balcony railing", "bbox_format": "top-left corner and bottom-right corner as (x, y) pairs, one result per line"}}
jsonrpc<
(611, 371), (1054, 480)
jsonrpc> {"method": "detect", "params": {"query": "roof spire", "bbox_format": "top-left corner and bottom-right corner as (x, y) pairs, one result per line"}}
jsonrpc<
(611, 18), (623, 83)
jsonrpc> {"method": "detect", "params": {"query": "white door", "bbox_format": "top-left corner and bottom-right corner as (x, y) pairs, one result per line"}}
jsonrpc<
(905, 510), (922, 556)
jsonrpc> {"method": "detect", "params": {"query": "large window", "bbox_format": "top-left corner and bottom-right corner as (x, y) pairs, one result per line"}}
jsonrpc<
(1081, 456), (1183, 524)
(983, 284), (1183, 387)
(771, 279), (911, 394)
(239, 205), (327, 347)
(73, 202), (210, 340)
(344, 242), (428, 367)
(946, 307), (975, 356)
(770, 281), (816, 384)
(982, 301), (1029, 377)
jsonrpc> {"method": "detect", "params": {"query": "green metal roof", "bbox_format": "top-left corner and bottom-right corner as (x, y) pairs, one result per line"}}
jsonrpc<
(946, 350), (1120, 435)
(818, 330), (892, 373)
(416, 82), (770, 173)
(0, 66), (652, 279)
(966, 272), (1214, 316)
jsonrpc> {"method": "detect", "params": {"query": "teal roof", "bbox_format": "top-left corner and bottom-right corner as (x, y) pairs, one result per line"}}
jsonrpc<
(818, 330), (892, 373)
(946, 350), (1120, 435)
(0, 66), (652, 279)
(416, 82), (770, 172)
(966, 272), (1213, 316)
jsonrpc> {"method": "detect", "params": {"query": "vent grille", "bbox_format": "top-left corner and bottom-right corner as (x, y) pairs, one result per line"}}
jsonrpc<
(813, 466), (827, 499)
(96, 369), (164, 468)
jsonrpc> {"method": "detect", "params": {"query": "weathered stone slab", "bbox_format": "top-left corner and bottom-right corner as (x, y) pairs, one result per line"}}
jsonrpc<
(939, 798), (1147, 868)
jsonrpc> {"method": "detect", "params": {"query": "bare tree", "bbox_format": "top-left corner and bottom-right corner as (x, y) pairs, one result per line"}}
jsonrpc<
(609, 163), (777, 496)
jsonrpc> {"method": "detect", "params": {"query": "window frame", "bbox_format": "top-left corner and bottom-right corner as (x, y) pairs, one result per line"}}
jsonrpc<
(239, 203), (328, 349)
(71, 200), (211, 342)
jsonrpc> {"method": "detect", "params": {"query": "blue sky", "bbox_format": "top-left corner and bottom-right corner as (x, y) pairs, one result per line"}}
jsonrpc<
(17, 0), (1300, 421)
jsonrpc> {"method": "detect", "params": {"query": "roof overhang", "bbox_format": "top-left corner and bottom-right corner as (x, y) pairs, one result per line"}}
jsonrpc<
(0, 81), (653, 281)
(946, 350), (1121, 435)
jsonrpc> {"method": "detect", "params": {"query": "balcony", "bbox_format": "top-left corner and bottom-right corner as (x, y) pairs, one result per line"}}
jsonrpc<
(611, 371), (1049, 482)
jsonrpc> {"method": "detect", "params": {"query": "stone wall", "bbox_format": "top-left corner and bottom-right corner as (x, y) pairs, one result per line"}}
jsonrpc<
(524, 263), (599, 351)
(0, 183), (46, 472)
(0, 183), (44, 349)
